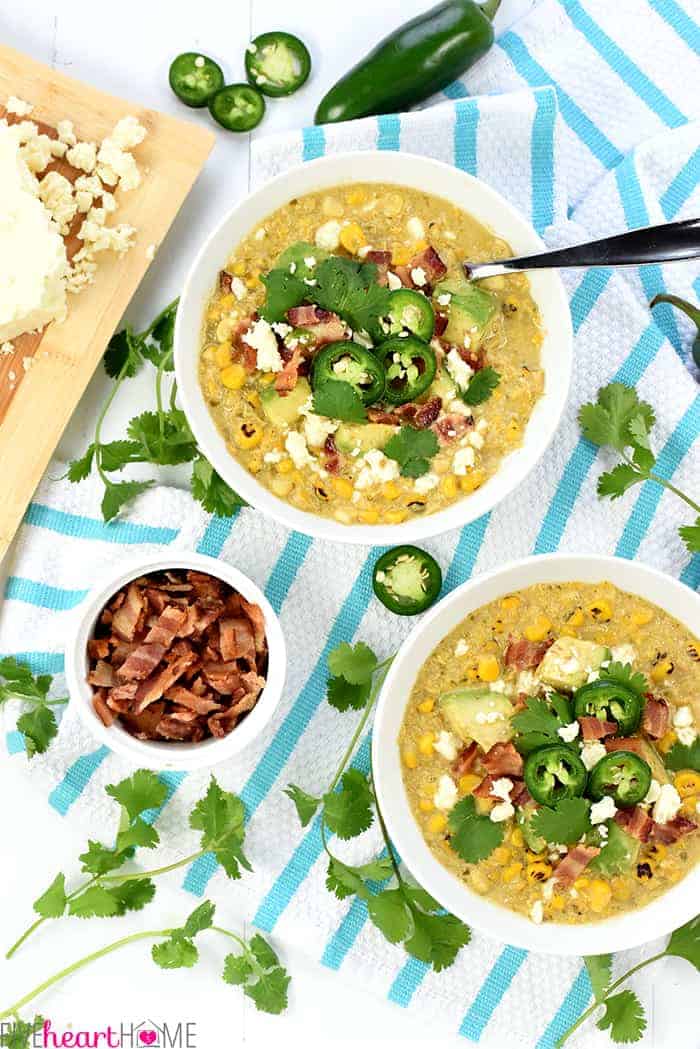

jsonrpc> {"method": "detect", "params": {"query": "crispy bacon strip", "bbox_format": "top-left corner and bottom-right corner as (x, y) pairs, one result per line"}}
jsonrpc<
(432, 413), (473, 446)
(504, 637), (553, 670)
(578, 716), (618, 741)
(642, 695), (669, 740)
(614, 806), (654, 842)
(116, 643), (167, 683)
(286, 306), (347, 347)
(605, 736), (644, 754)
(482, 741), (523, 778)
(451, 742), (478, 778)
(144, 605), (188, 647)
(364, 250), (391, 285)
(111, 584), (144, 642)
(650, 815), (697, 844)
(409, 245), (447, 284)
(274, 347), (303, 394)
(553, 845), (600, 887)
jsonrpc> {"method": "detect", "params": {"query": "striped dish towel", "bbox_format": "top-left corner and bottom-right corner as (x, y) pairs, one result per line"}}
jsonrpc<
(2, 1), (699, 1046)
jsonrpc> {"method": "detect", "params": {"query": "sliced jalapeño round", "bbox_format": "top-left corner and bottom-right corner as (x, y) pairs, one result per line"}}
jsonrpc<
(245, 32), (312, 98)
(208, 84), (266, 132)
(169, 52), (225, 108)
(375, 337), (436, 405)
(312, 342), (385, 406)
(523, 744), (588, 806)
(588, 751), (652, 808)
(372, 546), (442, 616)
(383, 289), (435, 342)
(573, 678), (643, 737)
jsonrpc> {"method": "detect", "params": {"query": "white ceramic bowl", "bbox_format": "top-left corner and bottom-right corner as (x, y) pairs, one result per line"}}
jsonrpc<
(175, 151), (573, 544)
(372, 553), (700, 955)
(66, 552), (286, 772)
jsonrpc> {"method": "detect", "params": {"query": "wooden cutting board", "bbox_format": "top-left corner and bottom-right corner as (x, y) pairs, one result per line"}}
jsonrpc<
(0, 44), (215, 562)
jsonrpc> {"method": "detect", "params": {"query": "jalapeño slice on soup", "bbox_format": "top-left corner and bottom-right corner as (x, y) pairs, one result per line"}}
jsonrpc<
(375, 337), (437, 405)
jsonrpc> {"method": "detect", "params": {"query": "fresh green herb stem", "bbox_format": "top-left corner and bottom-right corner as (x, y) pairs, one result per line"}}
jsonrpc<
(6, 876), (99, 960)
(327, 657), (393, 793)
(101, 850), (203, 885)
(619, 451), (700, 514)
(94, 354), (132, 488)
(373, 780), (403, 884)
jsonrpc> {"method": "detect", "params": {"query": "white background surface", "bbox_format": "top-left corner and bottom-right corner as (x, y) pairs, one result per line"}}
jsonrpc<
(0, 1), (697, 1047)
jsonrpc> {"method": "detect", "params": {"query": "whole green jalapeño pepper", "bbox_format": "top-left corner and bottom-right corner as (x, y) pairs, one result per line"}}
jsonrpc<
(573, 679), (643, 737)
(588, 751), (652, 808)
(524, 744), (588, 806)
(315, 0), (500, 125)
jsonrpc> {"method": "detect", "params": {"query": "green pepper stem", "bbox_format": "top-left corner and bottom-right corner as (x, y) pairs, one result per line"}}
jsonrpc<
(650, 294), (700, 331)
(479, 0), (502, 21)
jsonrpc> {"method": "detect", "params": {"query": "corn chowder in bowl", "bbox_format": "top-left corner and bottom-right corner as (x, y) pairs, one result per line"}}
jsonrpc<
(372, 555), (700, 955)
(175, 152), (572, 544)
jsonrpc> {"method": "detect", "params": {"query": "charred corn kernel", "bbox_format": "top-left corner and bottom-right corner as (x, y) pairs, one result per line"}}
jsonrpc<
(647, 842), (667, 862)
(220, 362), (247, 390)
(418, 798), (434, 813)
(440, 475), (458, 498)
(418, 698), (435, 714)
(346, 188), (366, 206)
(501, 595), (521, 611)
(339, 222), (366, 254)
(277, 458), (294, 474)
(245, 390), (261, 409)
(466, 666), (479, 681)
(525, 615), (552, 642)
(427, 813), (447, 834)
(587, 598), (612, 622)
(232, 260), (246, 276)
(459, 773), (481, 794)
(526, 861), (552, 883)
(418, 732), (436, 756)
(383, 481), (401, 499)
(234, 421), (263, 449)
(505, 420), (520, 441)
(245, 272), (260, 289)
(632, 608), (654, 627)
(477, 655), (500, 682)
(587, 879), (612, 913)
(492, 846), (511, 865)
(460, 470), (485, 493)
(657, 729), (677, 753)
(215, 343), (233, 368)
(526, 850), (546, 863)
(674, 771), (700, 797)
(567, 607), (584, 627)
(611, 876), (633, 901)
(492, 618), (505, 634)
(403, 748), (418, 769)
(219, 293), (235, 310)
(510, 827), (524, 848)
(385, 509), (407, 524)
(549, 894), (565, 912)
(359, 509), (379, 524)
(392, 245), (411, 266)
(332, 476), (354, 499)
(688, 641), (700, 662)
(651, 658), (674, 682)
(502, 862), (523, 884)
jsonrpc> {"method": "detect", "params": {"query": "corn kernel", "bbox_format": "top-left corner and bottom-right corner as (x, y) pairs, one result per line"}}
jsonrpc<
(681, 796), (698, 816)
(232, 261), (246, 276)
(674, 771), (700, 797)
(359, 509), (379, 524)
(573, 877), (590, 891)
(657, 729), (677, 753)
(492, 846), (511, 865)
(510, 828), (524, 848)
(631, 608), (654, 627)
(502, 862), (523, 884)
(501, 595), (520, 611)
(339, 222), (366, 254)
(418, 732), (435, 756)
(346, 188), (366, 206)
(587, 598), (612, 622)
(234, 420), (263, 449)
(460, 470), (485, 493)
(505, 420), (520, 441)
(403, 748), (418, 769)
(559, 626), (577, 638)
(651, 657), (674, 683)
(459, 773), (481, 794)
(526, 861), (553, 883)
(392, 246), (411, 266)
(245, 273), (260, 289)
(277, 458), (294, 474)
(332, 477), (354, 499)
(207, 307), (221, 322)
(477, 655), (500, 682)
(383, 482), (401, 500)
(215, 343), (233, 368)
(549, 894), (565, 911)
(586, 879), (612, 913)
(525, 615), (552, 642)
(385, 509), (407, 524)
(220, 362), (247, 390)
(219, 293), (235, 310)
(417, 699), (435, 714)
(647, 842), (667, 862)
(409, 238), (429, 255)
(440, 476), (458, 498)
(419, 798), (434, 813)
(567, 607), (584, 627)
(611, 876), (632, 901)
(427, 813), (447, 834)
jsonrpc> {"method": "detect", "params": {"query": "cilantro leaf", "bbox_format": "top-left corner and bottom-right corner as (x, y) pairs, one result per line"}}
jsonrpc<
(68, 885), (121, 919)
(323, 769), (373, 840)
(679, 517), (700, 554)
(448, 796), (504, 863)
(183, 901), (216, 938)
(530, 798), (592, 845)
(101, 479), (153, 522)
(665, 737), (700, 773)
(512, 694), (573, 753)
(585, 954), (613, 1002)
(223, 934), (290, 1014)
(189, 777), (251, 879)
(367, 889), (412, 944)
(327, 641), (378, 685)
(259, 268), (306, 322)
(327, 674), (371, 711)
(105, 770), (168, 821)
(0, 1016), (44, 1049)
(664, 914), (700, 971)
(223, 953), (253, 985)
(598, 662), (648, 696)
(597, 464), (644, 500)
(104, 326), (143, 379)
(596, 989), (646, 1044)
(326, 858), (365, 901)
(404, 910), (471, 971)
(579, 384), (655, 455)
(115, 817), (160, 852)
(312, 381), (367, 422)
(284, 784), (321, 827)
(33, 873), (67, 918)
(310, 256), (391, 341)
(99, 440), (145, 472)
(110, 878), (156, 915)
(384, 425), (439, 478)
(67, 444), (96, 483)
(127, 409), (198, 466)
(142, 300), (178, 369)
(460, 366), (500, 406)
(16, 705), (57, 757)
(79, 840), (127, 877)
(191, 456), (245, 516)
(152, 935), (199, 969)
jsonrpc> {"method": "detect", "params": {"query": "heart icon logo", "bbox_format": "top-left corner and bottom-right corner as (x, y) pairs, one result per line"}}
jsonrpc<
(139, 1033), (157, 1046)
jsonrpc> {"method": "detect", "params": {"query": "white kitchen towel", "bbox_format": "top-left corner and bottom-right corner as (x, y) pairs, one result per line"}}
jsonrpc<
(2, 2), (700, 1047)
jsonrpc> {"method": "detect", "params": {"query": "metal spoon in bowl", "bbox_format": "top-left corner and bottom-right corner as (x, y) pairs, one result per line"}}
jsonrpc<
(464, 217), (700, 280)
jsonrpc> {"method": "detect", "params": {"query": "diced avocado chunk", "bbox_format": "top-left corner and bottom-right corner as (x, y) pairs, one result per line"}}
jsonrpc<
(588, 820), (640, 876)
(438, 686), (514, 751)
(538, 637), (610, 692)
(517, 805), (546, 854)
(276, 241), (329, 281)
(335, 422), (397, 454)
(435, 279), (497, 349)
(426, 366), (456, 402)
(260, 377), (311, 428)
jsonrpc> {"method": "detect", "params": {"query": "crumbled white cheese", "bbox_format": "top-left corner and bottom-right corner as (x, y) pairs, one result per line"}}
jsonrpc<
(231, 277), (246, 301)
(406, 216), (425, 241)
(38, 171), (77, 235)
(579, 740), (607, 771)
(446, 348), (474, 391)
(542, 879), (555, 902)
(354, 449), (399, 490)
(490, 800), (515, 823)
(242, 318), (283, 372)
(255, 226), (267, 241)
(453, 446), (476, 475)
(6, 96), (33, 117)
(96, 118), (146, 191)
(644, 779), (662, 806)
(454, 639), (469, 657)
(653, 784), (682, 825)
(111, 116), (147, 150)
(387, 271), (402, 291)
(530, 900), (544, 924)
(610, 643), (636, 665)
(489, 679), (513, 695)
(474, 708), (505, 725)
(304, 412), (338, 448)
(491, 777), (514, 802)
(1, 341), (14, 355)
(433, 731), (458, 761)
(264, 451), (283, 464)
(557, 721), (580, 743)
(467, 430), (485, 450)
(271, 322), (292, 338)
(434, 774), (459, 812)
(436, 293), (451, 307)
(677, 726), (698, 746)
(56, 119), (77, 146)
(673, 705), (694, 728)
(590, 796), (617, 825)
(413, 472), (439, 494)
(66, 140), (97, 173)
(20, 132), (53, 173)
(516, 670), (540, 695)
(315, 220), (341, 251)
(285, 430), (314, 469)
(410, 266), (427, 287)
(598, 823), (609, 840)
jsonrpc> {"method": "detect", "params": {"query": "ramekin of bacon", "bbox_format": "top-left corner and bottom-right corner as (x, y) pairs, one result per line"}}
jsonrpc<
(66, 553), (286, 770)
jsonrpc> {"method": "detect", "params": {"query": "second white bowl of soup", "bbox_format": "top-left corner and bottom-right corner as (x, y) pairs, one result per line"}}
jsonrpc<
(175, 151), (572, 544)
(372, 554), (700, 955)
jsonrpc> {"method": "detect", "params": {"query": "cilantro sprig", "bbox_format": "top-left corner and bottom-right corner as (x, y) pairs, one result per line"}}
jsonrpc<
(285, 640), (471, 970)
(579, 382), (700, 556)
(448, 796), (504, 863)
(0, 657), (68, 758)
(511, 693), (574, 755)
(0, 903), (289, 1032)
(312, 380), (367, 422)
(6, 773), (250, 959)
(384, 425), (439, 478)
(67, 299), (244, 522)
(530, 797), (592, 845)
(556, 915), (700, 1046)
(460, 366), (501, 406)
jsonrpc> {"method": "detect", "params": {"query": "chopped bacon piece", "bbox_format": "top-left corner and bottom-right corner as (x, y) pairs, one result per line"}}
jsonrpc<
(364, 250), (391, 285)
(202, 660), (243, 695)
(144, 605), (188, 647)
(156, 715), (205, 742)
(398, 397), (443, 429)
(614, 806), (654, 842)
(87, 638), (111, 661)
(219, 270), (233, 292)
(504, 637), (554, 670)
(116, 643), (167, 683)
(457, 346), (485, 371)
(88, 660), (116, 688)
(642, 695), (669, 740)
(274, 346), (304, 394)
(650, 815), (697, 844)
(510, 780), (533, 807)
(323, 434), (341, 475)
(219, 617), (256, 665)
(432, 413), (473, 445)
(410, 246), (447, 284)
(451, 742), (478, 778)
(434, 312), (448, 337)
(165, 685), (222, 715)
(473, 774), (498, 798)
(92, 690), (115, 727)
(111, 584), (145, 642)
(132, 646), (198, 714)
(482, 741), (523, 778)
(578, 716), (618, 741)
(553, 845), (600, 886)
(606, 736), (644, 754)
(393, 265), (414, 288)
(286, 306), (348, 346)
(120, 700), (166, 738)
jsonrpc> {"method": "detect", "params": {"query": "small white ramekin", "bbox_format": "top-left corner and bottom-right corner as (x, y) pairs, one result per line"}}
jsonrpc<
(372, 553), (700, 955)
(65, 551), (286, 771)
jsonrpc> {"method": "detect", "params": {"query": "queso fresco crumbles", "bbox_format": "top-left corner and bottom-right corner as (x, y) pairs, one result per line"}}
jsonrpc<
(199, 182), (544, 524)
(399, 582), (700, 925)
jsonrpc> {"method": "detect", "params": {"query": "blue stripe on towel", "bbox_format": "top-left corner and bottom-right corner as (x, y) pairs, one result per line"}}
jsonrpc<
(536, 966), (592, 1049)
(531, 88), (557, 233)
(388, 958), (430, 1007)
(24, 503), (178, 545)
(648, 0), (700, 57)
(443, 515), (491, 592)
(5, 577), (88, 610)
(196, 512), (240, 558)
(454, 98), (479, 175)
(48, 746), (110, 815)
(443, 80), (470, 100)
(459, 947), (528, 1041)
(302, 126), (326, 162)
(681, 554), (700, 590)
(264, 533), (313, 613)
(660, 146), (700, 219)
(377, 114), (401, 151)
(0, 652), (64, 674)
